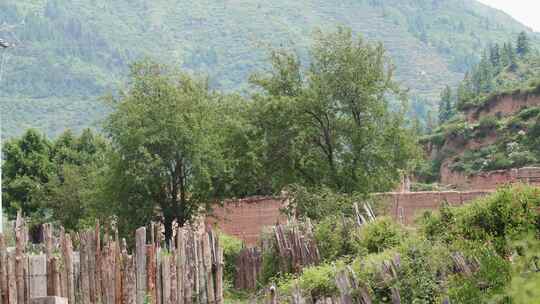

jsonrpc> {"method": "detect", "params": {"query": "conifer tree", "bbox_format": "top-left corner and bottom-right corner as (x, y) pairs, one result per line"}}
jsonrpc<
(516, 31), (530, 57)
(438, 85), (454, 124)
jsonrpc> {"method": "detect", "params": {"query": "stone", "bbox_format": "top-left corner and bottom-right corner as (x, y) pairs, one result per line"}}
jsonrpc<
(28, 255), (47, 298)
(30, 296), (68, 304)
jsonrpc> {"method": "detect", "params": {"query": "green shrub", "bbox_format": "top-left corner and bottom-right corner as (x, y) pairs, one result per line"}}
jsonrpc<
(297, 264), (338, 299)
(517, 106), (540, 121)
(420, 185), (540, 255)
(314, 215), (356, 261)
(446, 245), (511, 303)
(351, 217), (408, 255)
(219, 232), (244, 284)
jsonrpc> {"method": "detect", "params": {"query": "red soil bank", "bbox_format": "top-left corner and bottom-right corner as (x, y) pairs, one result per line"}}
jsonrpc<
(441, 167), (540, 190)
(465, 93), (540, 123)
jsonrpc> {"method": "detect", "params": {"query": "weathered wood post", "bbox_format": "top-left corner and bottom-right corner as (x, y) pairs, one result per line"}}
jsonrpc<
(7, 251), (17, 304)
(61, 234), (75, 304)
(176, 228), (185, 304)
(136, 227), (147, 304)
(0, 234), (7, 304)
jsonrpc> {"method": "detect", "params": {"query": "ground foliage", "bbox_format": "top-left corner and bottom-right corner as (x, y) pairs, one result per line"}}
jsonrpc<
(268, 186), (540, 303)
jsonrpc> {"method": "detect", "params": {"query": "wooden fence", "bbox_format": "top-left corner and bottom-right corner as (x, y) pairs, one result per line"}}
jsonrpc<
(234, 203), (376, 291)
(0, 216), (223, 304)
(234, 219), (320, 290)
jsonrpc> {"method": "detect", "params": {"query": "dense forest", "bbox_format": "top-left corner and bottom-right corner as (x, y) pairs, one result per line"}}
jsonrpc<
(1, 0), (538, 138)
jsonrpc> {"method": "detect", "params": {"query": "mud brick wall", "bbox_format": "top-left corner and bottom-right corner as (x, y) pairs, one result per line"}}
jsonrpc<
(375, 191), (493, 225)
(206, 196), (288, 246)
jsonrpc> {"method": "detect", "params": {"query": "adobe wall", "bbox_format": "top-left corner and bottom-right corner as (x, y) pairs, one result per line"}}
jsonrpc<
(207, 190), (504, 244)
(374, 191), (493, 225)
(205, 196), (288, 246)
(465, 93), (540, 122)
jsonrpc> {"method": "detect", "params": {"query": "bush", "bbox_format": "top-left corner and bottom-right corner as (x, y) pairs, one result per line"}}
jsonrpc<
(219, 232), (244, 284)
(446, 245), (511, 303)
(517, 106), (540, 121)
(419, 185), (540, 255)
(313, 215), (356, 261)
(351, 217), (408, 255)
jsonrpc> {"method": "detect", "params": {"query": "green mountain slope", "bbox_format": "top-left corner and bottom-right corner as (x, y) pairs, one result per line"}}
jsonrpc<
(0, 0), (537, 138)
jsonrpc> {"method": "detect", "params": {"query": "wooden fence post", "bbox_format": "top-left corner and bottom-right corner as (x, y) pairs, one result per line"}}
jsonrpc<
(7, 251), (17, 304)
(80, 232), (91, 304)
(176, 229), (185, 304)
(61, 234), (75, 304)
(15, 221), (26, 304)
(162, 255), (170, 304)
(215, 247), (223, 304)
(0, 234), (7, 304)
(123, 251), (136, 304)
(136, 227), (147, 304)
(95, 223), (102, 304)
(147, 245), (156, 304)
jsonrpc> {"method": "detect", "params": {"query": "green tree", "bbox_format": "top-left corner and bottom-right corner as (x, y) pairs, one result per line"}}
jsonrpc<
(489, 43), (501, 67)
(250, 27), (418, 194)
(516, 31), (530, 57)
(2, 129), (53, 216)
(438, 85), (454, 124)
(104, 61), (231, 241)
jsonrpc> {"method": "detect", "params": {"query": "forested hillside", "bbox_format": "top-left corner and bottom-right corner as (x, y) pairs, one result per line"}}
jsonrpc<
(0, 0), (537, 138)
(419, 33), (540, 184)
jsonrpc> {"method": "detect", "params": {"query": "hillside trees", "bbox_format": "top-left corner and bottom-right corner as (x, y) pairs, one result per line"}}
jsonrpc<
(249, 28), (418, 194)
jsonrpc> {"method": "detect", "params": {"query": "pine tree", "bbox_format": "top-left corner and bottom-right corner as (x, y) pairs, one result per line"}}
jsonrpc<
(438, 85), (454, 124)
(489, 43), (500, 67)
(503, 42), (517, 71)
(516, 31), (530, 57)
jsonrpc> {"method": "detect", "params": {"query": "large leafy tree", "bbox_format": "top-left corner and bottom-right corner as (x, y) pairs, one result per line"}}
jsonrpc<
(248, 27), (418, 194)
(2, 129), (53, 215)
(104, 61), (231, 240)
(2, 128), (107, 230)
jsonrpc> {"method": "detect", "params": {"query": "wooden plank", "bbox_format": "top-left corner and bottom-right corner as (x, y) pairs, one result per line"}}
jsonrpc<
(215, 248), (223, 304)
(95, 223), (102, 304)
(7, 251), (17, 304)
(170, 254), (177, 304)
(80, 233), (90, 304)
(115, 241), (122, 304)
(15, 223), (26, 304)
(0, 234), (7, 304)
(43, 224), (53, 297)
(203, 233), (214, 304)
(161, 255), (170, 304)
(135, 227), (147, 304)
(122, 253), (136, 304)
(61, 234), (75, 304)
(147, 245), (156, 304)
(156, 249), (162, 304)
(176, 229), (185, 304)
(28, 255), (47, 298)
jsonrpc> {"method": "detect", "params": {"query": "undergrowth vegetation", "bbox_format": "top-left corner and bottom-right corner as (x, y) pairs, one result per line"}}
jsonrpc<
(257, 186), (540, 303)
